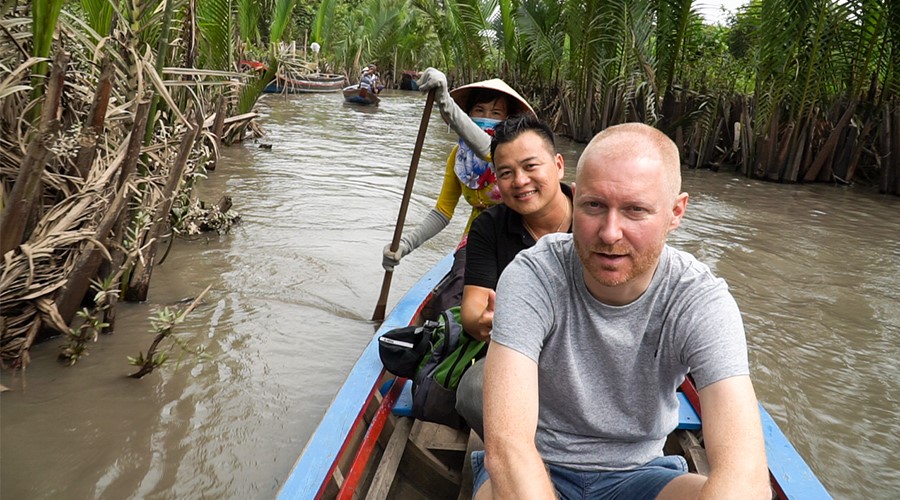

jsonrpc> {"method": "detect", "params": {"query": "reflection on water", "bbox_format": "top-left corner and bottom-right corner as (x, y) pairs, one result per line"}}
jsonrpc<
(2, 90), (898, 499)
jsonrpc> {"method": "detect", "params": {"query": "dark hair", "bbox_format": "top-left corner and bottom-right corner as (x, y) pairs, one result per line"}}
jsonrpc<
(466, 89), (517, 115)
(490, 114), (556, 159)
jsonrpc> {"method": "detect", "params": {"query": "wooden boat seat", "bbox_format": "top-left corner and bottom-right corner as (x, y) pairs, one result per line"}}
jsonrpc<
(380, 379), (702, 430)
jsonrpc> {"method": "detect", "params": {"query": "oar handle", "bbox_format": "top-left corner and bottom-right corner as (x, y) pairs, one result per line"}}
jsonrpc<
(372, 89), (437, 322)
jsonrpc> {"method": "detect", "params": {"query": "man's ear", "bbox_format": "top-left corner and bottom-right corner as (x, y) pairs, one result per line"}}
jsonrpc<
(556, 153), (565, 180)
(668, 192), (689, 232)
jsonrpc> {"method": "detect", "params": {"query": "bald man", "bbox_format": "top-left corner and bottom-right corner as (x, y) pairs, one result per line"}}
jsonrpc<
(474, 123), (770, 499)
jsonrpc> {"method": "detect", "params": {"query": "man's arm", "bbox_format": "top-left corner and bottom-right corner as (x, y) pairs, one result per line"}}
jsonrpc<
(662, 375), (770, 499)
(461, 285), (494, 342)
(482, 343), (555, 499)
(461, 209), (500, 342)
(699, 375), (770, 497)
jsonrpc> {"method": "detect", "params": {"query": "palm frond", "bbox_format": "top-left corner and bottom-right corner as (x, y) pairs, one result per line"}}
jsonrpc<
(236, 0), (261, 46)
(411, 0), (455, 71)
(656, 0), (696, 92)
(197, 0), (235, 70)
(885, 0), (900, 97)
(30, 0), (65, 104)
(79, 0), (114, 38)
(311, 0), (337, 47)
(516, 0), (564, 84)
(497, 0), (517, 73)
(269, 0), (296, 44)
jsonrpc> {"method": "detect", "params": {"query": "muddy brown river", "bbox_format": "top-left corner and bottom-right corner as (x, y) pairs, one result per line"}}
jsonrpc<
(1, 90), (898, 499)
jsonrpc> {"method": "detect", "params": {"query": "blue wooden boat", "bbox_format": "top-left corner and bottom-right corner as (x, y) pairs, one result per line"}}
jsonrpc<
(278, 253), (831, 499)
(343, 85), (381, 106)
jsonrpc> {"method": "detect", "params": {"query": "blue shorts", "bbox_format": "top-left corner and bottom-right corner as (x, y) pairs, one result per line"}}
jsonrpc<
(471, 451), (688, 499)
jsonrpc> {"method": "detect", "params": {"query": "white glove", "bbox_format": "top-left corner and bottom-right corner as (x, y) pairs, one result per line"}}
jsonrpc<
(382, 240), (411, 272)
(417, 68), (492, 160)
(381, 209), (450, 271)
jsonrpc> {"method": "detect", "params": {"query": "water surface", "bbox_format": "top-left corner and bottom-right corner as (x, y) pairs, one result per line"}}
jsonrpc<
(2, 91), (898, 499)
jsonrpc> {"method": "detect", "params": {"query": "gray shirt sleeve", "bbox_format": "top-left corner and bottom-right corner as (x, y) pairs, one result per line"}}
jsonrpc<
(492, 241), (560, 362)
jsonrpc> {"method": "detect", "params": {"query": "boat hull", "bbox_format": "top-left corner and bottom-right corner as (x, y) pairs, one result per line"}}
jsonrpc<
(263, 74), (347, 93)
(342, 85), (381, 106)
(278, 254), (452, 499)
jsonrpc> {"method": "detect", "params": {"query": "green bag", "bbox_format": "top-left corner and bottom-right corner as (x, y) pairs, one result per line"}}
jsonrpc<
(412, 306), (486, 428)
(432, 328), (486, 390)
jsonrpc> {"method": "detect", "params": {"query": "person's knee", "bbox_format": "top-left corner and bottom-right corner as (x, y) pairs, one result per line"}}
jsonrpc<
(473, 478), (492, 500)
(655, 473), (705, 499)
(456, 359), (485, 414)
(456, 359), (485, 436)
(470, 449), (492, 498)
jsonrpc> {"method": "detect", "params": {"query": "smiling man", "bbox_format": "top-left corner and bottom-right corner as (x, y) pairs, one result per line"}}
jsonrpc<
(474, 123), (770, 499)
(456, 115), (572, 438)
(460, 115), (571, 343)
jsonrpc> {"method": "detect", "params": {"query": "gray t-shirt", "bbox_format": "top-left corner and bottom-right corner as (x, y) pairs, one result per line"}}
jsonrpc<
(492, 233), (749, 471)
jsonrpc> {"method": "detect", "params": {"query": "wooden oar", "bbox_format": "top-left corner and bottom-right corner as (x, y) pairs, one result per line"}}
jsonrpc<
(372, 88), (437, 322)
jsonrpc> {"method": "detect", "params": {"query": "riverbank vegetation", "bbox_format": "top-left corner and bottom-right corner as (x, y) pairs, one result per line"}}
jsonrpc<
(1, 0), (897, 374)
(0, 0), (296, 371)
(306, 0), (898, 194)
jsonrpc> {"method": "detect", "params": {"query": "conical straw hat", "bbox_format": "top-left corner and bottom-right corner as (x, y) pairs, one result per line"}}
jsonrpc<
(449, 79), (536, 118)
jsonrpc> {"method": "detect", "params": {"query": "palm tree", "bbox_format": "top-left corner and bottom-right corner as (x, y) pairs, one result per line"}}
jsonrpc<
(748, 0), (895, 184)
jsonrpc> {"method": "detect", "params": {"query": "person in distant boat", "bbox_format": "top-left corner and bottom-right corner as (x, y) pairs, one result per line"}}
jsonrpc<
(454, 115), (571, 438)
(360, 63), (380, 94)
(474, 123), (771, 499)
(381, 68), (536, 316)
(399, 70), (420, 91)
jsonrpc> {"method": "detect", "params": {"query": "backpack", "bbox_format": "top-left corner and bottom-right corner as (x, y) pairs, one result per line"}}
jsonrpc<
(378, 306), (486, 428)
(377, 321), (438, 379)
(420, 245), (467, 322)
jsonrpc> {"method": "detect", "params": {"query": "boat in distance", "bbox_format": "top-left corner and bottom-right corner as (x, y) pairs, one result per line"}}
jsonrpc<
(264, 74), (348, 94)
(343, 85), (381, 106)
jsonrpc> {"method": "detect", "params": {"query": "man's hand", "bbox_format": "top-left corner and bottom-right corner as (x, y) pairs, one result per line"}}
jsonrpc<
(472, 290), (495, 342)
(659, 376), (770, 499)
(462, 286), (496, 341)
